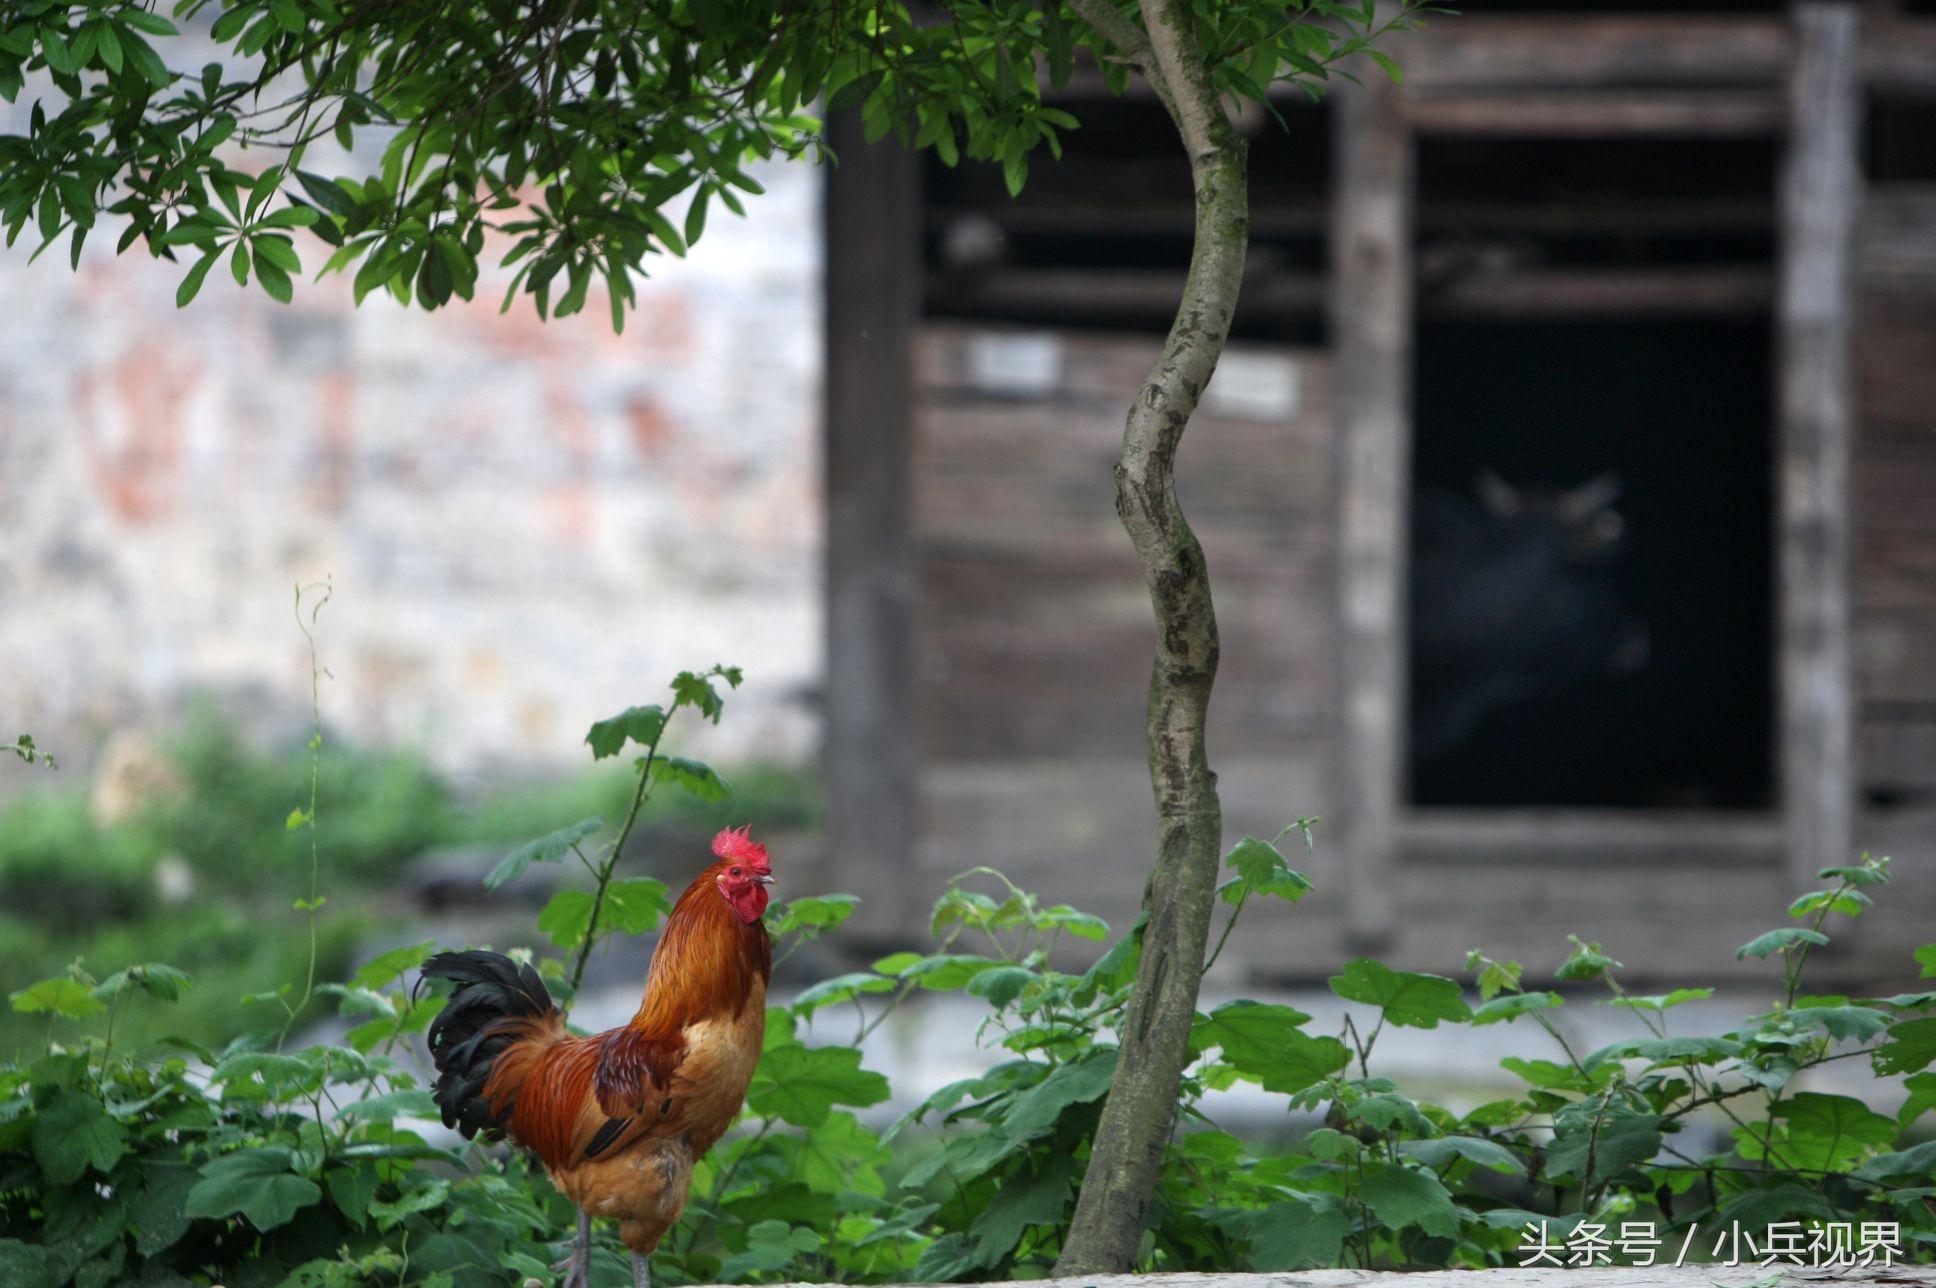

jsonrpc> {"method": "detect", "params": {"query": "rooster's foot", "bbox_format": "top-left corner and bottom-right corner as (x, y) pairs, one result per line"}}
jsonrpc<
(552, 1211), (593, 1288)
(632, 1252), (651, 1288)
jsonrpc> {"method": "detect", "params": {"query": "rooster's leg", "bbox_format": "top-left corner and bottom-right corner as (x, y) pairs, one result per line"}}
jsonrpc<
(551, 1211), (592, 1288)
(631, 1252), (651, 1288)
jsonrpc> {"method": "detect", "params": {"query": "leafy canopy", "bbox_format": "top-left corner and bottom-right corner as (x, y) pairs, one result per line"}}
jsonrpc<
(1, 0), (1432, 327)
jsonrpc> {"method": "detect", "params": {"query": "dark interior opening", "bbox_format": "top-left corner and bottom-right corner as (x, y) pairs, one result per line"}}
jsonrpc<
(1407, 316), (1775, 810)
(1868, 94), (1936, 182)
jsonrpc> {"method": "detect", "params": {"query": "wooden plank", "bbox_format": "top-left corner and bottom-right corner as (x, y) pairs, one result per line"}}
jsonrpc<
(1406, 90), (1786, 138)
(1861, 184), (1936, 282)
(1399, 811), (1784, 869)
(1398, 16), (1793, 90)
(1329, 76), (1411, 950)
(1421, 267), (1773, 319)
(1777, 5), (1862, 886)
(823, 112), (922, 940)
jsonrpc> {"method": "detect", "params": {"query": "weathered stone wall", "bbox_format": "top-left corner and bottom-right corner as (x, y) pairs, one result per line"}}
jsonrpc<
(0, 161), (825, 782)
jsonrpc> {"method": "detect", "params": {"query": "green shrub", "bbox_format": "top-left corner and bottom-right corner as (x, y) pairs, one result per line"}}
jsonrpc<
(4, 674), (1931, 1285)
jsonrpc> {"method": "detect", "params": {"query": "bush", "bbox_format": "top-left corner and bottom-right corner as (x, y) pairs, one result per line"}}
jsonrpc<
(4, 676), (1932, 1286)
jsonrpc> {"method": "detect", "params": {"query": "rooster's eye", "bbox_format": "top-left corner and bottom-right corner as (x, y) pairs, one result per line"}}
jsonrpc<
(730, 866), (742, 876)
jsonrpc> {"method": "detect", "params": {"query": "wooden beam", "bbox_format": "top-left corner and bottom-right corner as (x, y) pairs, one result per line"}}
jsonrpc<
(1397, 16), (1793, 89)
(1329, 76), (1412, 950)
(1777, 5), (1861, 887)
(1406, 90), (1786, 138)
(823, 112), (922, 936)
(1419, 266), (1774, 319)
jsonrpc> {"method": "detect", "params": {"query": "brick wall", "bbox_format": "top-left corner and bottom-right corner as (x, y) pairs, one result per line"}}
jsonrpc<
(0, 160), (825, 782)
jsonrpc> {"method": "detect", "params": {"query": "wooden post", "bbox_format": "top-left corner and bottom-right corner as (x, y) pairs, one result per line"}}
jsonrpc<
(1777, 4), (1860, 886)
(1330, 76), (1412, 948)
(823, 112), (921, 931)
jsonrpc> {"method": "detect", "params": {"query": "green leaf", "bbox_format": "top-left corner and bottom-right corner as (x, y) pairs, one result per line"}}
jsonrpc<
(769, 894), (860, 936)
(184, 1147), (323, 1231)
(1398, 1135), (1526, 1175)
(651, 754), (730, 801)
(1608, 987), (1713, 1011)
(1771, 1092), (1896, 1171)
(1897, 1071), (1936, 1130)
(1329, 958), (1471, 1028)
(1352, 1092), (1429, 1135)
(485, 817), (604, 891)
(1221, 835), (1314, 905)
(1470, 992), (1561, 1025)
(1359, 1162), (1460, 1237)
(585, 704), (666, 759)
(352, 940), (435, 990)
(747, 1043), (890, 1127)
(91, 963), (192, 1002)
(1785, 1002), (1893, 1043)
(1585, 1035), (1742, 1071)
(11, 976), (107, 1019)
(337, 1089), (438, 1122)
(790, 971), (894, 1017)
(968, 1153), (1076, 1266)
(176, 248), (220, 307)
(1874, 1017), (1936, 1075)
(1364, 48), (1404, 85)
(1239, 1200), (1352, 1270)
(720, 1219), (820, 1280)
(603, 878), (672, 935)
(1546, 1099), (1662, 1185)
(1916, 944), (1936, 979)
(132, 1162), (197, 1255)
(537, 890), (596, 949)
(31, 1088), (128, 1183)
(1789, 888), (1873, 919)
(1856, 1138), (1936, 1181)
(1736, 927), (1830, 960)
(967, 966), (1035, 1009)
(1000, 1047), (1117, 1139)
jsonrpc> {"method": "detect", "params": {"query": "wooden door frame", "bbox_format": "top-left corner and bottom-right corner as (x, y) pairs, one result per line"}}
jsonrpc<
(1327, 4), (1861, 945)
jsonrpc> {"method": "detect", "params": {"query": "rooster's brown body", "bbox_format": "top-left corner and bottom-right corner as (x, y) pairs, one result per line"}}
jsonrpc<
(421, 829), (774, 1287)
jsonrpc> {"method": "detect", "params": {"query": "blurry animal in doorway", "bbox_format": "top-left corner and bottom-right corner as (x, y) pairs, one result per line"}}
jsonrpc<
(1409, 471), (1649, 762)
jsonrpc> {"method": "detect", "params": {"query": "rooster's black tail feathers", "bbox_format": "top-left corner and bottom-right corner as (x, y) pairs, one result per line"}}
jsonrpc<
(418, 950), (557, 1140)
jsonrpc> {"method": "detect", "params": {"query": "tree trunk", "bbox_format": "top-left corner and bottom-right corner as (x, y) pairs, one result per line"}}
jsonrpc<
(1054, 0), (1248, 1275)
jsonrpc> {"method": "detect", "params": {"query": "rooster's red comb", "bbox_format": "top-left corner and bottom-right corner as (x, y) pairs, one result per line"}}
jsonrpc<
(712, 825), (770, 870)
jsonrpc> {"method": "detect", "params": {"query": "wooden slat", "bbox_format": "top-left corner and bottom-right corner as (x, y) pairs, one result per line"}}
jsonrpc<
(1406, 90), (1786, 138)
(1330, 77), (1411, 950)
(1397, 16), (1793, 90)
(1777, 5), (1862, 885)
(1861, 185), (1936, 282)
(823, 112), (922, 938)
(1421, 267), (1773, 319)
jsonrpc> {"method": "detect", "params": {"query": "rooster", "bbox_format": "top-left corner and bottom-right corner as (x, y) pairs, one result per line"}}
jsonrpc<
(419, 827), (775, 1288)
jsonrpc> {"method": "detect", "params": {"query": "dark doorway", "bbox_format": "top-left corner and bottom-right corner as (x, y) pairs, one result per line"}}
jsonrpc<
(1407, 316), (1775, 810)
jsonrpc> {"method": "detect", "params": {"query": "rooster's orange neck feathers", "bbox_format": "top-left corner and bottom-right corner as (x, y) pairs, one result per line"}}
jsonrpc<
(627, 862), (771, 1036)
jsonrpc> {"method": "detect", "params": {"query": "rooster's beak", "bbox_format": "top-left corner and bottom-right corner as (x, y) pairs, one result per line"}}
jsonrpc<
(755, 874), (777, 886)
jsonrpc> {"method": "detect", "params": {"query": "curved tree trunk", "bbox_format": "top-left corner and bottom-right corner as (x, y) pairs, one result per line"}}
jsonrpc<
(1054, 0), (1249, 1275)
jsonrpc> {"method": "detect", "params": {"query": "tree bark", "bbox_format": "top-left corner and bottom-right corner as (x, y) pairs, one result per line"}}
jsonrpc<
(1054, 0), (1248, 1275)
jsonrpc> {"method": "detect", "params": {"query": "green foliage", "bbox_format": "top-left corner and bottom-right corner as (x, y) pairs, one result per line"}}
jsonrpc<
(6, 688), (1933, 1283)
(0, 1), (1438, 329)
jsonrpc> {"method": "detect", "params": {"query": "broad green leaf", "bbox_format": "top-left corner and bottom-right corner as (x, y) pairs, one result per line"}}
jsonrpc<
(770, 894), (861, 936)
(967, 966), (1035, 1009)
(585, 704), (666, 759)
(1241, 1201), (1352, 1271)
(603, 877), (672, 934)
(1898, 1071), (1936, 1130)
(968, 1152), (1076, 1266)
(1585, 1035), (1742, 1071)
(1359, 1161), (1460, 1237)
(352, 940), (435, 990)
(1000, 1047), (1118, 1139)
(747, 1043), (890, 1127)
(652, 754), (730, 801)
(1546, 1100), (1662, 1184)
(184, 1147), (323, 1231)
(1916, 943), (1936, 978)
(537, 889), (595, 948)
(1875, 1017), (1936, 1076)
(720, 1219), (820, 1280)
(30, 1088), (127, 1183)
(1329, 958), (1471, 1028)
(1352, 1092), (1428, 1135)
(1784, 1002), (1893, 1043)
(1737, 927), (1830, 960)
(336, 1089), (438, 1122)
(790, 972), (895, 1017)
(91, 963), (192, 1003)
(1221, 835), (1313, 905)
(1398, 1135), (1527, 1175)
(1771, 1092), (1896, 1171)
(1470, 992), (1561, 1025)
(1608, 987), (1713, 1011)
(484, 817), (603, 891)
(11, 976), (107, 1019)
(1856, 1138), (1936, 1180)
